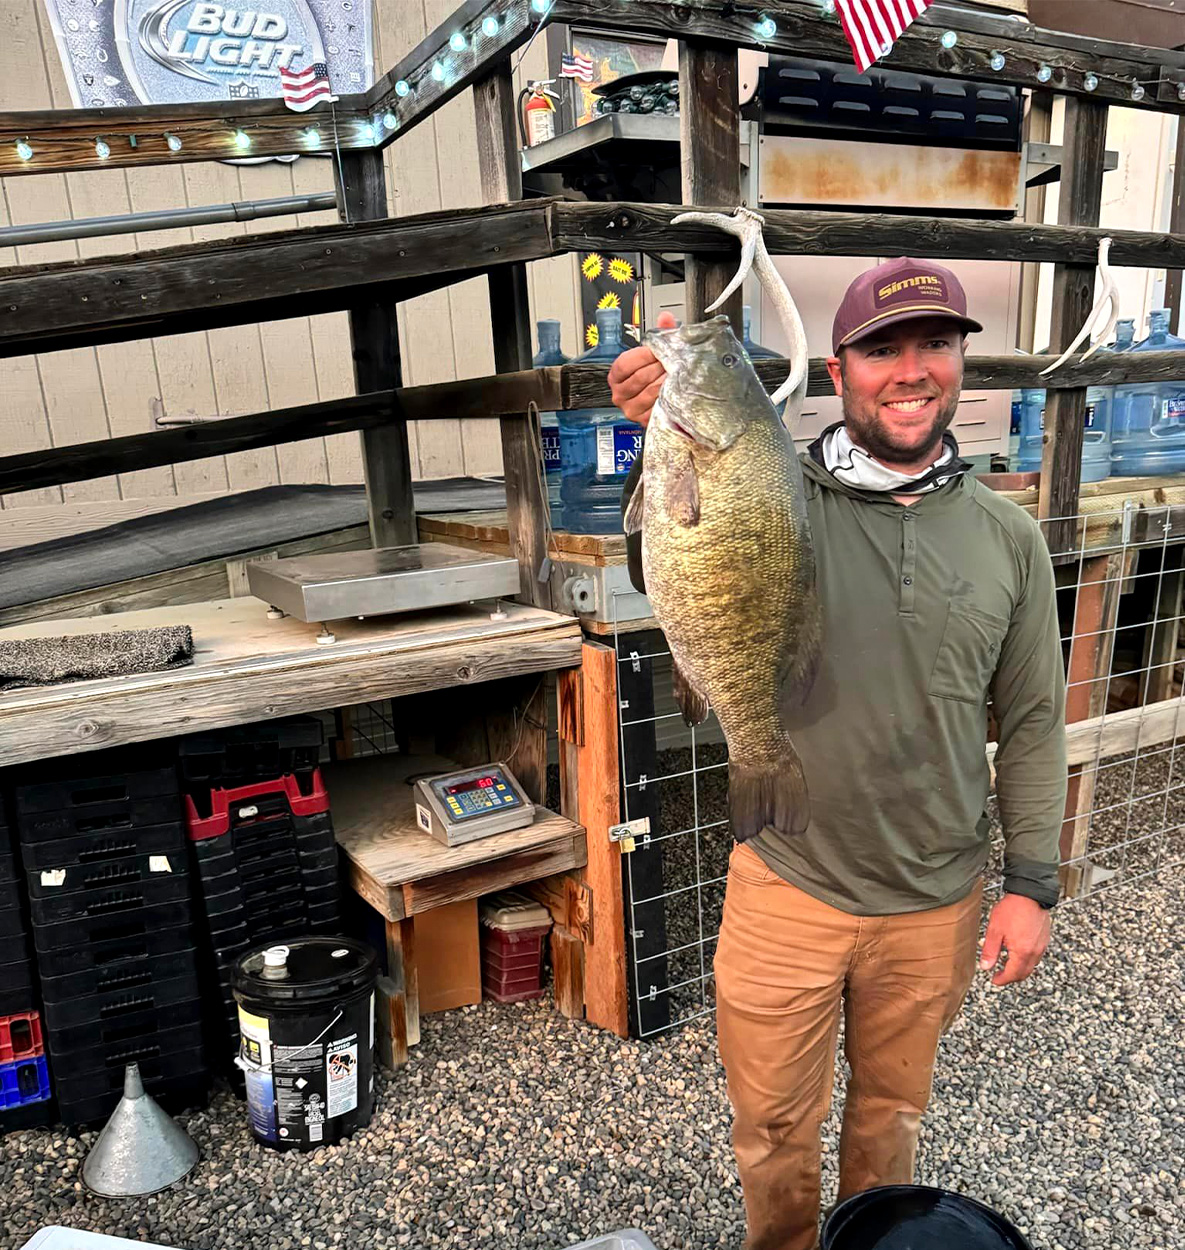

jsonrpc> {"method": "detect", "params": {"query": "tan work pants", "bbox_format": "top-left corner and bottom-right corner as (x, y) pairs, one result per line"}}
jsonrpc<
(713, 843), (982, 1250)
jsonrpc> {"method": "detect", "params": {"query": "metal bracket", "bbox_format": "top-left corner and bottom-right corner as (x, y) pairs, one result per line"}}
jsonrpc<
(629, 650), (642, 673)
(609, 817), (650, 853)
(1122, 498), (1137, 547)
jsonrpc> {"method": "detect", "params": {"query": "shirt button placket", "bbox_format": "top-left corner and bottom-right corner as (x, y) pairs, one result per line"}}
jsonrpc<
(901, 512), (917, 614)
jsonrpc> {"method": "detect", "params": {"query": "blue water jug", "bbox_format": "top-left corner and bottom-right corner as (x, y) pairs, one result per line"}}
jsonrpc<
(742, 305), (788, 420)
(1016, 330), (1121, 482)
(558, 308), (643, 534)
(533, 319), (569, 523)
(1112, 310), (1185, 477)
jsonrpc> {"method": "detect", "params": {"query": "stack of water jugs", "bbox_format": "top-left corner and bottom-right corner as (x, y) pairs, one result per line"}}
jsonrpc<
(535, 305), (784, 533)
(1014, 309), (1185, 480)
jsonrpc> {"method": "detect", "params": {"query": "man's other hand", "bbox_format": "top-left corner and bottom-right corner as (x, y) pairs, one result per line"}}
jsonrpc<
(608, 310), (678, 427)
(979, 893), (1052, 987)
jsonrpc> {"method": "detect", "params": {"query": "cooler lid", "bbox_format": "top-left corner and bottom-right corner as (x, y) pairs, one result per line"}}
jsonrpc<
(232, 935), (377, 1003)
(480, 890), (551, 931)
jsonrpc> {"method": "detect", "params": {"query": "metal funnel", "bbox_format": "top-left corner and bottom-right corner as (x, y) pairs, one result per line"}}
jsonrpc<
(82, 1064), (200, 1197)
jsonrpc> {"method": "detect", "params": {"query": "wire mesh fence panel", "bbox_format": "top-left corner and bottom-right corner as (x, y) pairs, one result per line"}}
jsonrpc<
(614, 498), (1185, 1038)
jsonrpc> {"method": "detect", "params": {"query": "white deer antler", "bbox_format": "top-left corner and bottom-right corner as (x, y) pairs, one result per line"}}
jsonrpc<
(670, 206), (807, 408)
(1040, 236), (1121, 375)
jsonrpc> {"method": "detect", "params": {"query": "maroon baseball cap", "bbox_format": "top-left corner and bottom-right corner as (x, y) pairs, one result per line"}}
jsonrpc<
(832, 257), (982, 354)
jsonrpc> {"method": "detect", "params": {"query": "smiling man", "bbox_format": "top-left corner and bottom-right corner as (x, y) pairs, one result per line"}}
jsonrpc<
(610, 258), (1067, 1250)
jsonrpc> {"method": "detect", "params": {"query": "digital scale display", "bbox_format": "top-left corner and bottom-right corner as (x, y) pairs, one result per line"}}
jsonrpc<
(430, 767), (523, 822)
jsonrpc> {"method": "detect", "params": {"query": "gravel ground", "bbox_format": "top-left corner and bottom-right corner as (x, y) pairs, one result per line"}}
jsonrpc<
(2, 867), (1183, 1250)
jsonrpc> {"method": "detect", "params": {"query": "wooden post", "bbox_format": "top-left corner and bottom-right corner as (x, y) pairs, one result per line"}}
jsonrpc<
(1141, 546), (1184, 705)
(1164, 119), (1185, 329)
(679, 41), (742, 330)
(1018, 89), (1053, 353)
(378, 915), (419, 1070)
(559, 642), (629, 1037)
(1038, 97), (1109, 559)
(1060, 550), (1124, 896)
(334, 148), (416, 548)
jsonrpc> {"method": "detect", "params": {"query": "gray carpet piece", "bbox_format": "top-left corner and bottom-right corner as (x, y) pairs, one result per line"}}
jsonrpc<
(0, 480), (507, 611)
(0, 625), (194, 690)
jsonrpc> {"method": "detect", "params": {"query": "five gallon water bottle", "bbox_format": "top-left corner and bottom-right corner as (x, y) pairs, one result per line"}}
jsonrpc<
(533, 319), (569, 524)
(1017, 335), (1117, 483)
(1112, 309), (1185, 477)
(741, 304), (787, 420)
(558, 307), (643, 534)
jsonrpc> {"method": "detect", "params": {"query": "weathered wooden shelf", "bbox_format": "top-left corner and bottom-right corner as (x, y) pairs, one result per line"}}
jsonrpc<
(327, 753), (587, 921)
(0, 598), (582, 768)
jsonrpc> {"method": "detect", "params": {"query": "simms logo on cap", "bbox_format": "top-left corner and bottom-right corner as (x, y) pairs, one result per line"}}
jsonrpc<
(876, 274), (948, 305)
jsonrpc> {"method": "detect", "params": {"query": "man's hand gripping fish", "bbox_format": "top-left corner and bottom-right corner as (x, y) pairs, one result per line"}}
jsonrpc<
(624, 208), (822, 840)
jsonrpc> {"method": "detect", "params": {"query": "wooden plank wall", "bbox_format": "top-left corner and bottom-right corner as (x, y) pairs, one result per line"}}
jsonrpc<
(0, 0), (583, 520)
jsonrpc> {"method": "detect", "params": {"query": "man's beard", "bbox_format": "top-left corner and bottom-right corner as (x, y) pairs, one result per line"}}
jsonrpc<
(842, 392), (960, 466)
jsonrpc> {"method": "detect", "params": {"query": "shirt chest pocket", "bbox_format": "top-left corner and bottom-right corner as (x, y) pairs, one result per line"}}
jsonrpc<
(928, 602), (1010, 704)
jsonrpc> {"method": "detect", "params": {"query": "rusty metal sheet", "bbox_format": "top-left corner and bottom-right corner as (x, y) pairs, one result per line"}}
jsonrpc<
(760, 136), (1021, 214)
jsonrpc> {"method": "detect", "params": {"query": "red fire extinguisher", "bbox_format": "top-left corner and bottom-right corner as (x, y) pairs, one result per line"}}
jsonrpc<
(518, 79), (560, 148)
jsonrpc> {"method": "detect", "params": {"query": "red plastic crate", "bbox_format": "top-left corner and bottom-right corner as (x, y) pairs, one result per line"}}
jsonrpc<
(479, 923), (552, 1004)
(184, 770), (330, 840)
(0, 1011), (44, 1063)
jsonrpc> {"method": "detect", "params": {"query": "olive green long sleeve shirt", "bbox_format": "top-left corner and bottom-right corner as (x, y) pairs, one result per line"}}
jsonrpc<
(622, 449), (1066, 914)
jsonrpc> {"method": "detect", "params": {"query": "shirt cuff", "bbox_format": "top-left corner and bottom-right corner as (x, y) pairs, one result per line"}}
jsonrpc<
(1003, 855), (1061, 909)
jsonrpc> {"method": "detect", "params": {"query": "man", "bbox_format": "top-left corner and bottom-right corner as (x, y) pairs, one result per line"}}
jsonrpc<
(610, 258), (1066, 1250)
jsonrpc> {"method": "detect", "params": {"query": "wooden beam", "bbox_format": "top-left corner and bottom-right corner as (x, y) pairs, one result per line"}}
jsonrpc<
(1038, 97), (1109, 557)
(14, 352), (1185, 497)
(0, 199), (555, 359)
(545, 0), (1185, 114)
(1058, 695), (1185, 769)
(1165, 117), (1185, 329)
(336, 148), (415, 548)
(568, 642), (629, 1038)
(369, 0), (536, 142)
(0, 98), (371, 177)
(550, 203), (1185, 271)
(679, 42), (742, 330)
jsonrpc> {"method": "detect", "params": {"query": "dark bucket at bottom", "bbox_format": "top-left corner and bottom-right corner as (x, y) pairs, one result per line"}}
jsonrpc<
(232, 935), (378, 1152)
(822, 1185), (1035, 1250)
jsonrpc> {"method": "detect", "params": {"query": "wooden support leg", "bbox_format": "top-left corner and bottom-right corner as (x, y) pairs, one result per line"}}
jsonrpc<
(378, 916), (419, 1070)
(1060, 550), (1124, 896)
(1142, 547), (1184, 705)
(550, 929), (585, 1020)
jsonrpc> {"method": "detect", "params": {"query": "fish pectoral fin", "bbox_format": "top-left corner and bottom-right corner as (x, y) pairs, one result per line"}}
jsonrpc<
(623, 474), (645, 535)
(779, 594), (823, 712)
(672, 659), (710, 726)
(669, 457), (701, 527)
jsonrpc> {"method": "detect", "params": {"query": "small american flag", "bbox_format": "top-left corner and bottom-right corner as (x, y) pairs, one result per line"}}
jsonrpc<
(560, 52), (594, 83)
(836, 0), (936, 73)
(279, 62), (338, 112)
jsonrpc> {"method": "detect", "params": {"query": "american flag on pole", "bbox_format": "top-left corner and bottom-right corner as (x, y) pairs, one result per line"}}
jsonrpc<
(836, 0), (936, 74)
(560, 52), (595, 83)
(279, 62), (338, 112)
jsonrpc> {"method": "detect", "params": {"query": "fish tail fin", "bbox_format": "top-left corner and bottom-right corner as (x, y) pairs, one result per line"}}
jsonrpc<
(728, 747), (810, 842)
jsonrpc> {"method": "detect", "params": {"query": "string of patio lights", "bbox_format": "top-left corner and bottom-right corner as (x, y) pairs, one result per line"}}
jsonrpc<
(7, 0), (1184, 168)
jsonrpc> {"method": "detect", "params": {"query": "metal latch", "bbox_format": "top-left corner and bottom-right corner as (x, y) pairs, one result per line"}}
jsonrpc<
(609, 816), (650, 853)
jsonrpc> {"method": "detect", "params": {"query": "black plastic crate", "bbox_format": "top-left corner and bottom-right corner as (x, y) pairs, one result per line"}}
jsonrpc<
(0, 1096), (57, 1133)
(179, 717), (323, 788)
(57, 1065), (207, 1130)
(41, 971), (201, 1031)
(0, 986), (36, 1017)
(32, 907), (196, 957)
(40, 946), (199, 1004)
(29, 873), (192, 926)
(14, 758), (178, 816)
(18, 794), (184, 844)
(20, 822), (185, 872)
(0, 849), (17, 886)
(46, 997), (203, 1059)
(27, 848), (190, 900)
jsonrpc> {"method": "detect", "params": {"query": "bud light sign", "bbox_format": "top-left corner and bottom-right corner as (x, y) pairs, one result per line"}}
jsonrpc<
(44, 0), (370, 110)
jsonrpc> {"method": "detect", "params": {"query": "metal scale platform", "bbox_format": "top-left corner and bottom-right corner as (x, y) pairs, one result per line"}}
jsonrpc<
(246, 544), (520, 627)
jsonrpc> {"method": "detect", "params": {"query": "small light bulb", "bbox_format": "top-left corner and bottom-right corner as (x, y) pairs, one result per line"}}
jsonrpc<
(94, 138), (110, 159)
(1131, 82), (1145, 101)
(383, 111), (397, 130)
(1084, 72), (1098, 92)
(305, 127), (321, 144)
(449, 30), (466, 51)
(431, 60), (445, 81)
(16, 140), (32, 161)
(756, 16), (777, 40)
(165, 133), (182, 152)
(233, 129), (251, 149)
(1179, 82), (1185, 101)
(395, 79), (410, 97)
(940, 30), (957, 49)
(364, 121), (378, 143)
(482, 15), (499, 36)
(990, 51), (1005, 71)
(1037, 63), (1052, 83)
(822, 0), (836, 13)
(531, 0), (548, 11)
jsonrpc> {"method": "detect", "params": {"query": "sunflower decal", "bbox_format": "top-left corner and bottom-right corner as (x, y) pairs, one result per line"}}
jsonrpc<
(581, 253), (605, 282)
(585, 321), (599, 348)
(608, 257), (635, 284)
(597, 291), (622, 311)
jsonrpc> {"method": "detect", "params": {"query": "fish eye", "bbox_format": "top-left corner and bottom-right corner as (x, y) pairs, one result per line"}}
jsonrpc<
(721, 352), (739, 368)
